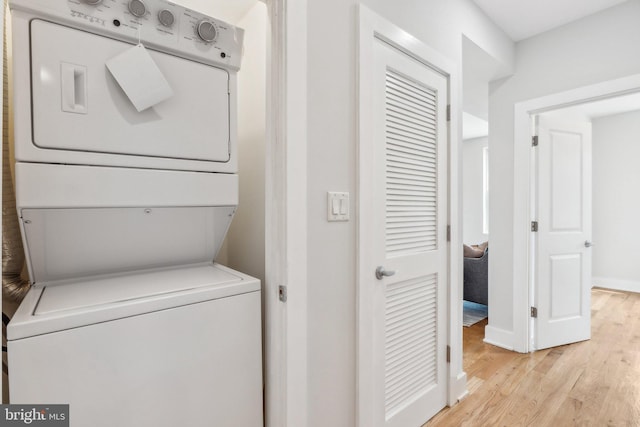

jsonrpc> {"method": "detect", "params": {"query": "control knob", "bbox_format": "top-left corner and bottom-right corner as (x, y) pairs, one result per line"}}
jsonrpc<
(128, 0), (147, 18)
(84, 0), (103, 4)
(196, 19), (218, 43)
(158, 9), (175, 27)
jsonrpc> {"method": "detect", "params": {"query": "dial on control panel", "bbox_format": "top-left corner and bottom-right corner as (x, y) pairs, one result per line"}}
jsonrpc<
(84, 0), (103, 5)
(197, 20), (218, 43)
(158, 9), (175, 27)
(128, 0), (147, 18)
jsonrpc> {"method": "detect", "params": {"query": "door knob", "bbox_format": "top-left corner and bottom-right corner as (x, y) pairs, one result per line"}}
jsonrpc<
(584, 240), (593, 248)
(375, 266), (396, 280)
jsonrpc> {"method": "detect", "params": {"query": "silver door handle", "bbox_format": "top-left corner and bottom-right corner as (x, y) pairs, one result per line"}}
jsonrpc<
(376, 266), (396, 280)
(585, 240), (593, 248)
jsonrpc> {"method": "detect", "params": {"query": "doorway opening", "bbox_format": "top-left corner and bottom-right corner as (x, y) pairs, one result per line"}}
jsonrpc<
(461, 113), (489, 329)
(512, 73), (640, 352)
(459, 37), (510, 355)
(528, 91), (640, 351)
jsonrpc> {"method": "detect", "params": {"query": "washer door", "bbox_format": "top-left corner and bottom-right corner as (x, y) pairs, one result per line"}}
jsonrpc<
(31, 20), (231, 163)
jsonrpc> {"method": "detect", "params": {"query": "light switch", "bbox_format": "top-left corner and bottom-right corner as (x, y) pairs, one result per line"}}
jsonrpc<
(327, 192), (349, 222)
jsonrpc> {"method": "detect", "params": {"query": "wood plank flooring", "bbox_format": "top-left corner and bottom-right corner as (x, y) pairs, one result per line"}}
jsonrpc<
(425, 288), (640, 427)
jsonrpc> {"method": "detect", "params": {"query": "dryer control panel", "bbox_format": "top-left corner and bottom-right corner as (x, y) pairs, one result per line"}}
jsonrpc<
(10, 0), (244, 70)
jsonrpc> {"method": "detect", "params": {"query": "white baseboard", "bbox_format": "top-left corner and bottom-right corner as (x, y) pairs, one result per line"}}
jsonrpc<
(449, 371), (468, 405)
(593, 276), (640, 294)
(483, 325), (515, 351)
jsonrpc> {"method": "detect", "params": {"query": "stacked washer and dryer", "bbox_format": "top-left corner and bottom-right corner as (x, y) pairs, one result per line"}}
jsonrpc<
(7, 0), (263, 425)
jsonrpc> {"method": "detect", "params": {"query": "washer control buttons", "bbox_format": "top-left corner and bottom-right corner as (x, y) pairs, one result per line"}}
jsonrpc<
(128, 0), (147, 18)
(197, 19), (218, 42)
(158, 9), (175, 27)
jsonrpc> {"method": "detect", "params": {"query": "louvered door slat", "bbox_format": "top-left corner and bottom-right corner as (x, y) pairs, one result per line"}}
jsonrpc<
(386, 345), (437, 382)
(387, 108), (437, 128)
(387, 117), (437, 138)
(387, 157), (436, 173)
(385, 85), (436, 112)
(387, 129), (437, 148)
(387, 173), (436, 184)
(386, 99), (436, 122)
(387, 121), (436, 139)
(387, 107), (437, 129)
(384, 273), (438, 416)
(386, 350), (436, 392)
(386, 76), (437, 106)
(384, 67), (438, 258)
(387, 144), (436, 162)
(388, 148), (436, 163)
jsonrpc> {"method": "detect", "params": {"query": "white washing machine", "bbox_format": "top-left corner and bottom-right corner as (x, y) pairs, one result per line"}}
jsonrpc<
(7, 1), (263, 426)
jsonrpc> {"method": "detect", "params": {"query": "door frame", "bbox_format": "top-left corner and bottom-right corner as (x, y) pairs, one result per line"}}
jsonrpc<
(356, 5), (465, 426)
(511, 73), (640, 353)
(264, 0), (308, 426)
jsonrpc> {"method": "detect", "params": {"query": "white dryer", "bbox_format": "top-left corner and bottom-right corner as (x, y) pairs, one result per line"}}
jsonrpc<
(7, 1), (263, 426)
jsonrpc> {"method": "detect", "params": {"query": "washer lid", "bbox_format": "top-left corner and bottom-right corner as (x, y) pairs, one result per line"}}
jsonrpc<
(8, 263), (260, 340)
(35, 264), (247, 315)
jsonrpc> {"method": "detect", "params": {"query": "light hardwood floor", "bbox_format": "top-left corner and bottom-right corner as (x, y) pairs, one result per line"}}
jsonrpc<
(425, 288), (640, 427)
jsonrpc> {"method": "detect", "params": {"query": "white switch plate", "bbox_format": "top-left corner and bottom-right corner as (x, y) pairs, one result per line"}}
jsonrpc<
(327, 192), (349, 222)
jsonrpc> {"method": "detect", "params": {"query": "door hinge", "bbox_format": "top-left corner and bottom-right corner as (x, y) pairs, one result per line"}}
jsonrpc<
(532, 135), (539, 147)
(279, 285), (287, 303)
(531, 221), (538, 232)
(531, 306), (538, 318)
(446, 345), (451, 363)
(446, 225), (451, 242)
(446, 105), (451, 122)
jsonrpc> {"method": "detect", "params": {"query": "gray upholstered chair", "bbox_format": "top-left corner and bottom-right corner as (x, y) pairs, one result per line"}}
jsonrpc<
(463, 248), (488, 306)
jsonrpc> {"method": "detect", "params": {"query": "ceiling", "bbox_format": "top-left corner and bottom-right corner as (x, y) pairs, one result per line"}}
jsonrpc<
(472, 0), (629, 41)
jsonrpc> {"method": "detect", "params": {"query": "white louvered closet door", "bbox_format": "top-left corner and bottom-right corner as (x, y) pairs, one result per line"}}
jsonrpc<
(371, 38), (448, 427)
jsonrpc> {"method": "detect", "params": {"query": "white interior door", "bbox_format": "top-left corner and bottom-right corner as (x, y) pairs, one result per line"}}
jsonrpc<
(367, 38), (449, 427)
(534, 116), (592, 350)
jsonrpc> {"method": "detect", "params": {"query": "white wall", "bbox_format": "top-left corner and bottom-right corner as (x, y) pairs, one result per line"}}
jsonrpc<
(462, 137), (488, 244)
(463, 66), (488, 120)
(224, 2), (267, 286)
(462, 37), (512, 121)
(592, 110), (640, 293)
(488, 0), (640, 347)
(305, 1), (513, 425)
(179, 0), (267, 284)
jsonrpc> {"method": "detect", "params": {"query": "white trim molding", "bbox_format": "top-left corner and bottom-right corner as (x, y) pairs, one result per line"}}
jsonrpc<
(264, 0), (308, 426)
(593, 277), (640, 294)
(450, 372), (469, 404)
(484, 325), (515, 351)
(356, 5), (463, 426)
(512, 73), (640, 354)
